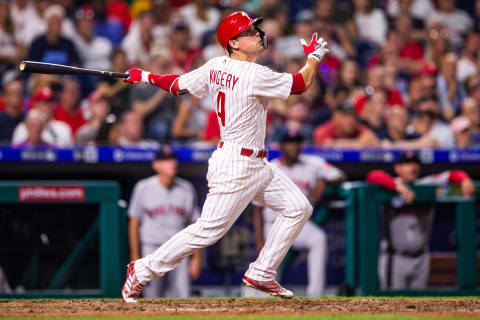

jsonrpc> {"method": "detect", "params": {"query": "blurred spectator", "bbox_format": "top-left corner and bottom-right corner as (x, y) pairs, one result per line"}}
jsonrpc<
(268, 99), (314, 147)
(313, 102), (379, 147)
(10, 0), (39, 46)
(459, 97), (480, 145)
(72, 7), (112, 71)
(0, 0), (24, 73)
(380, 105), (436, 148)
(91, 0), (131, 34)
(76, 90), (112, 146)
(53, 78), (86, 135)
(121, 10), (156, 67)
(116, 111), (159, 149)
(130, 45), (178, 143)
(409, 97), (455, 148)
(26, 5), (81, 66)
(0, 74), (24, 143)
(359, 88), (387, 136)
(450, 116), (472, 148)
(12, 87), (73, 147)
(168, 22), (202, 72)
(347, 0), (388, 46)
(275, 9), (315, 59)
(367, 151), (474, 289)
(179, 0), (220, 47)
(386, 0), (434, 23)
(427, 0), (473, 48)
(424, 32), (450, 70)
(12, 108), (52, 147)
(456, 32), (480, 83)
(171, 96), (210, 145)
(436, 53), (462, 120)
(97, 48), (131, 118)
(465, 73), (480, 105)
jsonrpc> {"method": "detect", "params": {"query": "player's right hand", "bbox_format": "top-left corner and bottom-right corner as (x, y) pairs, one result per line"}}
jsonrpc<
(300, 33), (329, 62)
(124, 68), (150, 84)
(395, 182), (415, 204)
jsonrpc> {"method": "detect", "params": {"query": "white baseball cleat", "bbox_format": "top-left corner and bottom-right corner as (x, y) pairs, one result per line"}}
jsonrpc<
(242, 276), (294, 298)
(121, 261), (146, 303)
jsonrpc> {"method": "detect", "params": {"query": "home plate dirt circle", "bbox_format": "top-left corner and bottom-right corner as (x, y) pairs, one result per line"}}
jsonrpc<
(1, 298), (480, 318)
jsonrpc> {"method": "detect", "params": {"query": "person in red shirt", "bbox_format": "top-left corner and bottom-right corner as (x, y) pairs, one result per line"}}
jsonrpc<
(313, 102), (378, 147)
(366, 151), (475, 289)
(53, 78), (86, 135)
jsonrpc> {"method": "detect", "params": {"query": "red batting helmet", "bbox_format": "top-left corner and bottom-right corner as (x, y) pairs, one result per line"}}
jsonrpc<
(217, 11), (264, 49)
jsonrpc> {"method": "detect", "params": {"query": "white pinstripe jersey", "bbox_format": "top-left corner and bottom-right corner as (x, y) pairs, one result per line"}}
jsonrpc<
(178, 56), (293, 148)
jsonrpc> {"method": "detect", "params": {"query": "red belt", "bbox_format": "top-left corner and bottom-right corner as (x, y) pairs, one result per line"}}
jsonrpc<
(218, 141), (267, 159)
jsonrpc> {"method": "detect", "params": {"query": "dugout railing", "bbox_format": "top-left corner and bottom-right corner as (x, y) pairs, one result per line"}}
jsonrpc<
(340, 182), (480, 296)
(0, 181), (126, 298)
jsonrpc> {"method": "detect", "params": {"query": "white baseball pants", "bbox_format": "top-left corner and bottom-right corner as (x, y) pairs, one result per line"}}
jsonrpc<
(135, 142), (313, 284)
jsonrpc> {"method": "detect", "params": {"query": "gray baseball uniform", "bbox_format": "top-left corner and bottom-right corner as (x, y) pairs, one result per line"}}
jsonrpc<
(258, 155), (344, 296)
(128, 175), (199, 297)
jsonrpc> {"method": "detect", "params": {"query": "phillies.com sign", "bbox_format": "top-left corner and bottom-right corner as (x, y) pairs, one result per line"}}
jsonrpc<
(18, 186), (86, 202)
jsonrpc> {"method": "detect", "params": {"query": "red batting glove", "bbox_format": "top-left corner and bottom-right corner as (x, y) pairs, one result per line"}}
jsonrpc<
(124, 68), (150, 84)
(300, 33), (329, 62)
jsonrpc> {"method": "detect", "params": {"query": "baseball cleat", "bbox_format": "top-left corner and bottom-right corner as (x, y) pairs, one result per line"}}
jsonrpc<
(242, 276), (294, 298)
(121, 261), (146, 303)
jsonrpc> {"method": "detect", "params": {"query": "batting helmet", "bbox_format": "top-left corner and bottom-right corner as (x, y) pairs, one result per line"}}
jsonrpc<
(217, 11), (265, 49)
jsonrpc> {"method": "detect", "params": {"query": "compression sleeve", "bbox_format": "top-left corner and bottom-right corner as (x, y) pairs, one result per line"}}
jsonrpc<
(290, 73), (307, 95)
(367, 170), (397, 191)
(147, 73), (185, 96)
(448, 170), (470, 184)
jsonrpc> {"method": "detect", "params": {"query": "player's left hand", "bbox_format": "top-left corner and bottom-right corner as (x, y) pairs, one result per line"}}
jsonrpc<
(461, 178), (475, 198)
(189, 256), (202, 280)
(300, 33), (329, 62)
(124, 68), (150, 85)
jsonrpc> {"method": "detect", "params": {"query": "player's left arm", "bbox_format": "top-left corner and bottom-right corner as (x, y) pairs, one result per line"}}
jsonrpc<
(419, 170), (475, 198)
(124, 69), (189, 96)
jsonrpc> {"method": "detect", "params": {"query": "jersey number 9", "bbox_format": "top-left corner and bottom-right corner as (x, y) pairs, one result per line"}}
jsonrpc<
(216, 91), (225, 127)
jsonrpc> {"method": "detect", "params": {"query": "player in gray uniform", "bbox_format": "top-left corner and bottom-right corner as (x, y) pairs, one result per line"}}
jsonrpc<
(367, 151), (475, 289)
(128, 149), (202, 297)
(253, 132), (346, 296)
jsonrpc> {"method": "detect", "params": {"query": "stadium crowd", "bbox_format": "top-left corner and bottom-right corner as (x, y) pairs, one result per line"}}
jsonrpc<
(0, 0), (479, 149)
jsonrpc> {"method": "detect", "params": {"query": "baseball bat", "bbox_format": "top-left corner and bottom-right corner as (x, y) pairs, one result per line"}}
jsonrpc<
(19, 61), (129, 79)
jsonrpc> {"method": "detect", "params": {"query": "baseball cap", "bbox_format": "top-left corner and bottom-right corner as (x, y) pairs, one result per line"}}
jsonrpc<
(396, 151), (421, 165)
(280, 131), (304, 143)
(154, 148), (177, 161)
(31, 87), (56, 104)
(334, 102), (356, 113)
(295, 10), (314, 23)
(450, 116), (471, 134)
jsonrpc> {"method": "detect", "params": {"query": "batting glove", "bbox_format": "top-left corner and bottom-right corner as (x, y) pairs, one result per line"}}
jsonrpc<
(300, 33), (329, 62)
(124, 68), (151, 84)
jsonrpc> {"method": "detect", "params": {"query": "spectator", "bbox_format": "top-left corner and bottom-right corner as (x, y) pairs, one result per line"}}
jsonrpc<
(72, 7), (112, 71)
(12, 109), (52, 147)
(76, 90), (112, 146)
(128, 148), (201, 297)
(97, 48), (131, 119)
(179, 0), (220, 47)
(10, 0), (39, 47)
(0, 0), (24, 73)
(26, 5), (81, 66)
(359, 88), (387, 136)
(275, 9), (316, 59)
(0, 74), (25, 143)
(450, 116), (472, 148)
(12, 87), (73, 147)
(465, 74), (480, 105)
(121, 10), (156, 67)
(380, 105), (436, 148)
(386, 0), (435, 23)
(459, 97), (480, 145)
(424, 32), (450, 70)
(313, 102), (379, 147)
(427, 0), (473, 48)
(130, 45), (178, 143)
(268, 99), (314, 147)
(347, 0), (388, 46)
(171, 96), (210, 145)
(457, 32), (480, 83)
(367, 151), (474, 289)
(253, 131), (346, 297)
(168, 22), (202, 73)
(53, 78), (86, 135)
(436, 52), (463, 120)
(116, 111), (159, 149)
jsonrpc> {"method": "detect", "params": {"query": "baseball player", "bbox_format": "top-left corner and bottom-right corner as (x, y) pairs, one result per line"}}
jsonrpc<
(128, 149), (201, 297)
(121, 11), (329, 302)
(367, 151), (475, 289)
(252, 131), (346, 296)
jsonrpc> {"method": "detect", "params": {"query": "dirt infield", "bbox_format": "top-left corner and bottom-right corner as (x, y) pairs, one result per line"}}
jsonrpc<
(1, 298), (480, 318)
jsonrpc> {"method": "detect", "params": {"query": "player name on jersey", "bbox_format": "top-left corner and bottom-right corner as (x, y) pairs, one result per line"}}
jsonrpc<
(209, 69), (239, 90)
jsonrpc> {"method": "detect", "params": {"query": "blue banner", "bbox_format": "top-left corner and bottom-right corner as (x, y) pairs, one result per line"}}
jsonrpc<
(0, 146), (480, 164)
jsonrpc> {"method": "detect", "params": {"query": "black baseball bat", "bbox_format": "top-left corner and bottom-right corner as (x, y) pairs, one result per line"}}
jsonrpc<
(19, 61), (129, 79)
